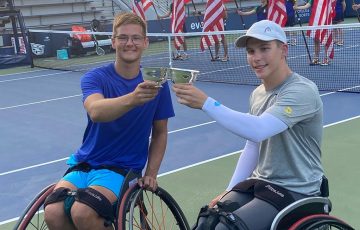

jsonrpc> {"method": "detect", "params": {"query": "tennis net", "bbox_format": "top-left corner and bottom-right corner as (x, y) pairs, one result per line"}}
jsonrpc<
(28, 23), (360, 93)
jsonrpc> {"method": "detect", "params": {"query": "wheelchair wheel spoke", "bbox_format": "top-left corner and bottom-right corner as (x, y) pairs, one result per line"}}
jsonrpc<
(119, 185), (190, 230)
(15, 184), (54, 230)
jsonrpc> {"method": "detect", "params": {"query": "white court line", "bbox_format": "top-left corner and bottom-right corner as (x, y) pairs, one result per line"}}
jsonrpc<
(0, 115), (359, 226)
(0, 157), (69, 176)
(0, 82), (358, 173)
(0, 71), (65, 83)
(0, 95), (82, 110)
(0, 68), (45, 77)
(1, 115), (359, 177)
(0, 89), (358, 173)
(0, 121), (215, 177)
(0, 85), (354, 111)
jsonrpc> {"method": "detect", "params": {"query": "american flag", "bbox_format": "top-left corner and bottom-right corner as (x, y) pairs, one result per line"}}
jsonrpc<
(171, 0), (186, 50)
(132, 0), (153, 21)
(307, 0), (335, 59)
(267, 0), (287, 27)
(200, 0), (225, 51)
(321, 0), (335, 59)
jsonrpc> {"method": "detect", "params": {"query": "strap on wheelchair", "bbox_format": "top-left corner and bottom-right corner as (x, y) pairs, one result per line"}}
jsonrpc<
(192, 201), (249, 230)
(75, 187), (115, 224)
(44, 187), (71, 208)
(44, 187), (115, 226)
(320, 175), (329, 197)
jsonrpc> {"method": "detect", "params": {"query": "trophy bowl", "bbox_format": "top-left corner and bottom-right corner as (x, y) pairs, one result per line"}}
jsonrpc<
(141, 67), (168, 87)
(168, 67), (200, 84)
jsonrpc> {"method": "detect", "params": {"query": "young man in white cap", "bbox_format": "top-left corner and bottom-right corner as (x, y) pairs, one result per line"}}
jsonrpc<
(172, 20), (324, 229)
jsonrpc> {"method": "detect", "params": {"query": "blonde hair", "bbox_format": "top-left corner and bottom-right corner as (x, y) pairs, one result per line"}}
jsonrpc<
(112, 12), (147, 37)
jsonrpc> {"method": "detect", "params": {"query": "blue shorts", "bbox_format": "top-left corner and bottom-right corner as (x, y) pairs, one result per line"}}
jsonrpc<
(62, 155), (125, 198)
(333, 10), (344, 24)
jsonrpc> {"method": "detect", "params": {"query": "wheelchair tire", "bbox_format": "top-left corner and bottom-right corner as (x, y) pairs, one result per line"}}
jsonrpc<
(288, 214), (355, 230)
(117, 184), (190, 230)
(14, 183), (55, 230)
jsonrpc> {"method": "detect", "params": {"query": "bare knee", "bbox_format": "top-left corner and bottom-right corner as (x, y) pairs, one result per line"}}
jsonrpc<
(44, 202), (69, 229)
(71, 202), (108, 230)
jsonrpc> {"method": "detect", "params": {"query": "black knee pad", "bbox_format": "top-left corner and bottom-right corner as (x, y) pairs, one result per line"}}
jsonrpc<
(75, 187), (114, 222)
(192, 204), (250, 230)
(218, 212), (249, 230)
(44, 187), (71, 208)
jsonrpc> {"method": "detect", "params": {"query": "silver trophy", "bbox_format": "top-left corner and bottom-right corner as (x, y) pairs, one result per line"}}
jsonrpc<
(168, 67), (199, 84)
(141, 67), (168, 87)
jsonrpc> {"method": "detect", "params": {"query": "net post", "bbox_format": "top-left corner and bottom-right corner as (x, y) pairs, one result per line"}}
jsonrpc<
(295, 11), (313, 65)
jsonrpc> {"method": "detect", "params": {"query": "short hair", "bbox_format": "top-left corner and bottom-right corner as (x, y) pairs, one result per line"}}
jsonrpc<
(112, 12), (147, 37)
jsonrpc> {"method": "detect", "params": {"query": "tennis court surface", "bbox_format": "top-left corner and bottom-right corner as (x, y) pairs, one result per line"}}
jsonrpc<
(1, 24), (360, 229)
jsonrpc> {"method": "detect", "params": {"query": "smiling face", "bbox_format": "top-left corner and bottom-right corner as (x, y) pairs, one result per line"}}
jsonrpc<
(112, 24), (149, 64)
(111, 13), (149, 65)
(245, 38), (288, 84)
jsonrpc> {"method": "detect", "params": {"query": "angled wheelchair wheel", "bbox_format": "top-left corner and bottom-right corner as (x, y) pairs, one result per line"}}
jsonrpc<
(289, 214), (355, 230)
(118, 184), (190, 230)
(14, 183), (55, 230)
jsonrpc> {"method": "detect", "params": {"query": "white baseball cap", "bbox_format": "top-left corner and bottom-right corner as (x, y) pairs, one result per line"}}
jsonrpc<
(235, 20), (287, 48)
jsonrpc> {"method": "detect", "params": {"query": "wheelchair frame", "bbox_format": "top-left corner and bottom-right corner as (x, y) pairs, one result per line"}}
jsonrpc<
(14, 170), (190, 230)
(14, 172), (355, 230)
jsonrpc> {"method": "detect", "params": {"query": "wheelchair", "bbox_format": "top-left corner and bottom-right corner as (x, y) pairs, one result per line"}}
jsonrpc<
(193, 176), (354, 230)
(270, 176), (354, 230)
(14, 170), (190, 230)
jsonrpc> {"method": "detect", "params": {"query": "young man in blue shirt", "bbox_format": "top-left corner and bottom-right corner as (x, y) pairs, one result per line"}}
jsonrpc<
(44, 12), (174, 230)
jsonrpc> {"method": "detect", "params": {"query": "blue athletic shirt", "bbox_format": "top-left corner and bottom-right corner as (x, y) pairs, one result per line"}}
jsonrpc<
(74, 63), (175, 171)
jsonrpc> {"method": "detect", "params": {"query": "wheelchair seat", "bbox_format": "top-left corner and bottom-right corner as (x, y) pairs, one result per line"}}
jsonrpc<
(270, 176), (353, 230)
(270, 196), (332, 230)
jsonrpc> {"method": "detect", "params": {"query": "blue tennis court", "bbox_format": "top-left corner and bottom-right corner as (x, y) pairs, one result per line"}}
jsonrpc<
(1, 65), (359, 228)
(1, 25), (360, 228)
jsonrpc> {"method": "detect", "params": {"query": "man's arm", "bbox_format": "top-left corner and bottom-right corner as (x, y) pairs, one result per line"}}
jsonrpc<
(237, 8), (256, 16)
(209, 140), (259, 207)
(84, 81), (159, 122)
(139, 119), (169, 191)
(226, 140), (259, 190)
(294, 2), (311, 10)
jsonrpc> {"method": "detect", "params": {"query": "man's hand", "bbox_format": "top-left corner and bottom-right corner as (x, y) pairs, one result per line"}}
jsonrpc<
(131, 81), (160, 106)
(172, 84), (208, 109)
(138, 176), (158, 192)
(209, 191), (228, 208)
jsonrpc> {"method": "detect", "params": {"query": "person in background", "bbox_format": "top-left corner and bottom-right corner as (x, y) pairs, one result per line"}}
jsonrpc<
(212, 3), (229, 62)
(353, 3), (360, 10)
(44, 12), (174, 230)
(294, 0), (333, 65)
(285, 0), (298, 46)
(332, 0), (346, 46)
(172, 20), (324, 230)
(158, 2), (189, 60)
(237, 0), (268, 22)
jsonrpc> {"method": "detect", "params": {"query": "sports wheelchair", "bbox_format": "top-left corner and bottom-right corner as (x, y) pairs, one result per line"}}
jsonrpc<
(270, 176), (354, 230)
(14, 170), (190, 230)
(194, 177), (354, 230)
